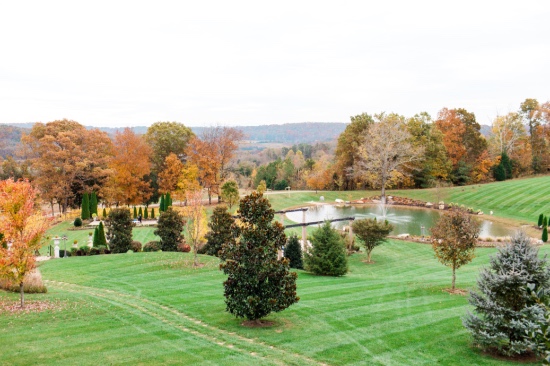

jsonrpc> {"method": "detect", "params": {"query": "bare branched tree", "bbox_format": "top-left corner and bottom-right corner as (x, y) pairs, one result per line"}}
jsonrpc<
(357, 113), (424, 199)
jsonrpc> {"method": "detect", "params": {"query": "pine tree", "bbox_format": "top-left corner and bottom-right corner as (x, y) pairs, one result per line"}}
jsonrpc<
(159, 195), (165, 212)
(219, 191), (299, 322)
(151, 207), (156, 219)
(102, 207), (107, 219)
(97, 221), (107, 247)
(93, 226), (100, 247)
(90, 192), (98, 216)
(81, 193), (90, 220)
(284, 235), (303, 269)
(543, 227), (548, 243)
(138, 207), (143, 219)
(166, 192), (172, 208)
(539, 213), (544, 228)
(133, 206), (137, 219)
(144, 206), (149, 219)
(544, 216), (548, 228)
(463, 231), (550, 356)
(304, 221), (348, 276)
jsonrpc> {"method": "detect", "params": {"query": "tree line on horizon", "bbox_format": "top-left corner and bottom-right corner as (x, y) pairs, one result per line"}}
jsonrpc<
(0, 98), (549, 211)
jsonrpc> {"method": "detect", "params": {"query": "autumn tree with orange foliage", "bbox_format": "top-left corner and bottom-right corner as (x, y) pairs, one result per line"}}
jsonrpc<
(435, 108), (488, 184)
(103, 128), (152, 206)
(186, 127), (244, 204)
(158, 153), (184, 195)
(21, 119), (113, 214)
(0, 179), (49, 308)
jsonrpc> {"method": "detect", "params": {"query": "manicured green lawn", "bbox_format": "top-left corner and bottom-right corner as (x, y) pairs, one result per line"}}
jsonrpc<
(2, 241), (547, 365)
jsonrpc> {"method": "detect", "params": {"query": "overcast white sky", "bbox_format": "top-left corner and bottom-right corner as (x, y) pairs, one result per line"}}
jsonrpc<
(0, 1), (548, 127)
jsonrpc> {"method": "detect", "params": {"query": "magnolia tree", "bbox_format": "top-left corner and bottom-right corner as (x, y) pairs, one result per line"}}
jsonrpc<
(220, 191), (299, 324)
(0, 179), (49, 308)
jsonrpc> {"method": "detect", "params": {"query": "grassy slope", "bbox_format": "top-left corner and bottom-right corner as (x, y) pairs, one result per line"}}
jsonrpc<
(2, 242), (547, 365)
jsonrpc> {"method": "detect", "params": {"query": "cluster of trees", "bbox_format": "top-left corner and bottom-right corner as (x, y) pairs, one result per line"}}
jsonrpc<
(11, 120), (243, 215)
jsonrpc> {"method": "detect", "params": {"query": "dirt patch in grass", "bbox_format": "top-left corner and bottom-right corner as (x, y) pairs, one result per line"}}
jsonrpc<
(482, 348), (539, 363)
(241, 319), (276, 328)
(0, 300), (63, 314)
(443, 288), (468, 296)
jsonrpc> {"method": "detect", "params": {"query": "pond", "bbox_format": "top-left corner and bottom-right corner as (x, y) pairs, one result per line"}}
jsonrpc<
(285, 204), (515, 238)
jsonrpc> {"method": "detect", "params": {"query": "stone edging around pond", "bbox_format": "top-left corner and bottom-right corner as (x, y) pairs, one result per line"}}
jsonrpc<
(390, 235), (544, 248)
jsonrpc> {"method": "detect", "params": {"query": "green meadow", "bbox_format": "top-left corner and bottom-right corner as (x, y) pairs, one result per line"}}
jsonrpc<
(3, 176), (550, 365)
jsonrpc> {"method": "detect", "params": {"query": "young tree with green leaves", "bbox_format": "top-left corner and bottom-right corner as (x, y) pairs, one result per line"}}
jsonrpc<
(352, 218), (393, 263)
(106, 208), (133, 253)
(284, 235), (303, 269)
(431, 209), (481, 290)
(220, 180), (240, 210)
(304, 221), (348, 276)
(219, 191), (299, 323)
(463, 231), (550, 356)
(154, 207), (185, 252)
(81, 193), (90, 220)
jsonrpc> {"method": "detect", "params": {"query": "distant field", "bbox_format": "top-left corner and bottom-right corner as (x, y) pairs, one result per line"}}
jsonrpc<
(2, 241), (544, 365)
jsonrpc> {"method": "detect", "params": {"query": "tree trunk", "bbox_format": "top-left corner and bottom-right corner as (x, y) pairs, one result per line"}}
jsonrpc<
(193, 246), (198, 267)
(452, 265), (456, 290)
(367, 250), (372, 263)
(20, 282), (24, 309)
(51, 201), (55, 217)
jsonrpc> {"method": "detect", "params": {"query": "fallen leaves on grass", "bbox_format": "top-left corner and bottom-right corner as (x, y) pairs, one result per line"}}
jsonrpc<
(0, 299), (65, 314)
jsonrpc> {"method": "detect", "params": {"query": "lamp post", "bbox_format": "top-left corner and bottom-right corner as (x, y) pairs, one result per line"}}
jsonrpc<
(62, 235), (68, 258)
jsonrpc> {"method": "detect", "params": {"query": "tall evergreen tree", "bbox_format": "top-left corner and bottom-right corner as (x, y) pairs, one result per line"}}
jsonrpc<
(463, 231), (550, 356)
(304, 221), (348, 276)
(204, 205), (238, 257)
(544, 216), (548, 228)
(144, 206), (149, 219)
(539, 214), (544, 228)
(220, 191), (299, 323)
(102, 207), (107, 219)
(106, 209), (133, 253)
(97, 221), (107, 247)
(90, 192), (98, 216)
(138, 207), (143, 218)
(159, 195), (165, 212)
(543, 227), (548, 243)
(154, 208), (185, 252)
(81, 193), (90, 220)
(93, 226), (100, 247)
(166, 192), (172, 208)
(151, 207), (156, 219)
(133, 206), (137, 219)
(284, 235), (304, 269)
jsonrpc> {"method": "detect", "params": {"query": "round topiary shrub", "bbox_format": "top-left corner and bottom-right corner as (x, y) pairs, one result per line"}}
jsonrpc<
(178, 242), (191, 252)
(74, 217), (83, 227)
(143, 241), (161, 252)
(130, 241), (142, 252)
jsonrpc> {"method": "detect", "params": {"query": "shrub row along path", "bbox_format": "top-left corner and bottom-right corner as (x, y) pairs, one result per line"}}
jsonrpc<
(43, 279), (323, 366)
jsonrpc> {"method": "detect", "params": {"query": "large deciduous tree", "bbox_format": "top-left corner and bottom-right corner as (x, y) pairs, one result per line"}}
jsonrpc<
(463, 231), (550, 356)
(352, 218), (393, 263)
(158, 152), (184, 197)
(21, 119), (113, 213)
(186, 126), (244, 204)
(104, 128), (152, 206)
(431, 209), (481, 290)
(0, 179), (49, 308)
(219, 191), (299, 323)
(334, 113), (373, 190)
(145, 121), (194, 174)
(357, 113), (424, 200)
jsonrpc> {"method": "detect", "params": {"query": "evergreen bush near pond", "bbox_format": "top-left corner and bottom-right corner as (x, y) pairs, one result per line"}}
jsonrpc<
(463, 231), (550, 356)
(304, 221), (348, 276)
(284, 235), (303, 269)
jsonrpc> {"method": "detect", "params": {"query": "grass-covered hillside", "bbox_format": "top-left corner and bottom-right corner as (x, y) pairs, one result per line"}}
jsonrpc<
(2, 241), (547, 365)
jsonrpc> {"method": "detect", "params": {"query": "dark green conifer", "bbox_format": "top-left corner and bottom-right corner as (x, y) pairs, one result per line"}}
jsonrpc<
(81, 193), (90, 220)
